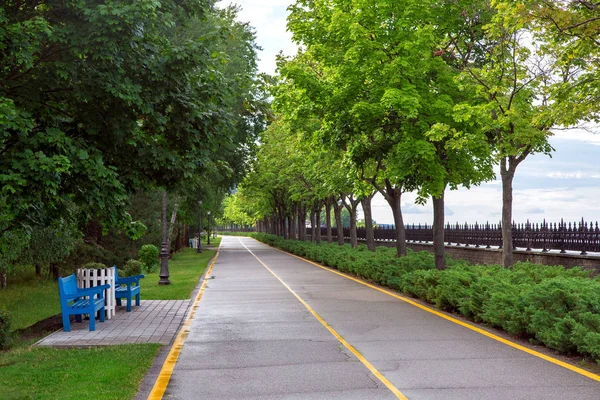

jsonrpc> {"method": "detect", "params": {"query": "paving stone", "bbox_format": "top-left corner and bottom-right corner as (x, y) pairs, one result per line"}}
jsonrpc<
(35, 300), (190, 348)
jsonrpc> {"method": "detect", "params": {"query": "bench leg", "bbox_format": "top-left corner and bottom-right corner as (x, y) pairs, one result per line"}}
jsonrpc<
(75, 314), (82, 323)
(89, 313), (96, 331)
(62, 313), (71, 332)
(99, 307), (105, 323)
(135, 293), (140, 307)
(116, 298), (122, 306)
(126, 297), (132, 312)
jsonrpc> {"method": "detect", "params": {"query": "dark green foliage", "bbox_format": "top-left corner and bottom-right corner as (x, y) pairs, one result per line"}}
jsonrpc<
(122, 260), (144, 278)
(138, 244), (159, 274)
(80, 262), (108, 270)
(59, 243), (121, 276)
(522, 278), (600, 354)
(248, 232), (600, 362)
(0, 2), (264, 287)
(0, 308), (11, 349)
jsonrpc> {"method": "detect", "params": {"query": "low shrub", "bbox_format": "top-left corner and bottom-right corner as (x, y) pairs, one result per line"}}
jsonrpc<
(0, 308), (12, 349)
(80, 262), (108, 270)
(248, 232), (600, 363)
(122, 260), (144, 277)
(138, 244), (159, 274)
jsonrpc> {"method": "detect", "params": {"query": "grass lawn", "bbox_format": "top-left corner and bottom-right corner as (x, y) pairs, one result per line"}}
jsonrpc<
(0, 271), (59, 331)
(0, 343), (160, 400)
(201, 234), (221, 247)
(0, 246), (216, 399)
(141, 248), (216, 300)
(0, 246), (217, 331)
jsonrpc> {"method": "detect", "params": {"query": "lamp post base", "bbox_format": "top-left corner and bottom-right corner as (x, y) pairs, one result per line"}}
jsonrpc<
(158, 243), (170, 285)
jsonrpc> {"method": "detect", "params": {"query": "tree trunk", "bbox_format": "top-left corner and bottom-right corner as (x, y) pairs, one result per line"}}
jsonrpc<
(342, 195), (360, 248)
(291, 203), (298, 239)
(296, 207), (301, 240)
(333, 199), (344, 246)
(349, 209), (357, 248)
(432, 191), (446, 270)
(85, 219), (103, 244)
(361, 194), (376, 251)
(166, 202), (179, 251)
(310, 209), (316, 242)
(274, 208), (280, 237)
(298, 204), (307, 241)
(325, 198), (333, 244)
(52, 263), (60, 281)
(378, 180), (407, 257)
(280, 205), (287, 239)
(1, 266), (6, 289)
(288, 214), (295, 240)
(35, 264), (42, 277)
(175, 226), (182, 252)
(315, 205), (322, 244)
(501, 159), (516, 268)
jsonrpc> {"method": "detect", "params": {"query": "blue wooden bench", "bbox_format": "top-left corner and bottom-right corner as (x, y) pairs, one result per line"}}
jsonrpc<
(113, 267), (144, 312)
(58, 274), (110, 332)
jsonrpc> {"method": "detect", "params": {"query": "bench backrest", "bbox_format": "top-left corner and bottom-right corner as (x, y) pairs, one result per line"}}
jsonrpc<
(113, 266), (135, 283)
(113, 266), (119, 282)
(58, 274), (79, 300)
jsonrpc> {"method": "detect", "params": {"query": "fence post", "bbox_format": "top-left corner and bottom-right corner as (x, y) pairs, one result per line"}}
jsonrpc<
(581, 218), (588, 255)
(525, 220), (532, 252)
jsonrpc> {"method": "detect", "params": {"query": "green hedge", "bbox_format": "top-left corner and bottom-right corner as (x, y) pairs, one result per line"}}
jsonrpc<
(247, 232), (600, 363)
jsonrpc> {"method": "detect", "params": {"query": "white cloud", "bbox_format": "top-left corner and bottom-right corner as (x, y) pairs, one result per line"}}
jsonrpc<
(552, 127), (600, 144)
(219, 0), (298, 75)
(547, 171), (585, 179)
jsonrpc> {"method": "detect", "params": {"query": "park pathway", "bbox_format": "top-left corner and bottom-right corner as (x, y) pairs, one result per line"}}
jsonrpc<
(157, 236), (600, 400)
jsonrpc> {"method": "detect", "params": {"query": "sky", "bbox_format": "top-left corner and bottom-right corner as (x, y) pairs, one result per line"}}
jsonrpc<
(220, 0), (600, 226)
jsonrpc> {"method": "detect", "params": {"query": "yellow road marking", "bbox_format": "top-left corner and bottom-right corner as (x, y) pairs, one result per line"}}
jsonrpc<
(147, 249), (220, 400)
(237, 238), (407, 400)
(267, 242), (600, 384)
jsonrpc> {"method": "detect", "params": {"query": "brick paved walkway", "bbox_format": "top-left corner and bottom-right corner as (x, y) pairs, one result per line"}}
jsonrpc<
(36, 300), (188, 347)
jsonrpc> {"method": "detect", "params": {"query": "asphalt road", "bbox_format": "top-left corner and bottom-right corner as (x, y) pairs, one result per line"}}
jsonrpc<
(162, 236), (600, 399)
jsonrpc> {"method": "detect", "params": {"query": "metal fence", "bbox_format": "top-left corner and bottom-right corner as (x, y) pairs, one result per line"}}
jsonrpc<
(315, 219), (600, 254)
(217, 225), (255, 233)
(220, 219), (600, 255)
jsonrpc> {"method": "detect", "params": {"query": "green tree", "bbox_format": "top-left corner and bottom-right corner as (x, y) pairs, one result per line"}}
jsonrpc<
(286, 0), (495, 266)
(1, 1), (263, 274)
(515, 1), (600, 124)
(450, 2), (557, 267)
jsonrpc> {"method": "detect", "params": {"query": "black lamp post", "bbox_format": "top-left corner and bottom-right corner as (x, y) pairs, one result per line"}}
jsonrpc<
(158, 191), (171, 285)
(207, 211), (211, 246)
(197, 201), (203, 254)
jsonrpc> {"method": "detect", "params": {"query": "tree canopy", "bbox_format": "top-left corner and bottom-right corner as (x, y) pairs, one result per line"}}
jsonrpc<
(222, 0), (597, 269)
(0, 1), (265, 286)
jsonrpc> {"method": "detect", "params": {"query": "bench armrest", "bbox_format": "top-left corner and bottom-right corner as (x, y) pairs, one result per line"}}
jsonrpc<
(76, 284), (111, 297)
(116, 275), (144, 285)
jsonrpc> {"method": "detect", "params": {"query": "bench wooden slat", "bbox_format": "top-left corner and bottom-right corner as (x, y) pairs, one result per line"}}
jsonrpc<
(113, 267), (144, 312)
(58, 274), (108, 332)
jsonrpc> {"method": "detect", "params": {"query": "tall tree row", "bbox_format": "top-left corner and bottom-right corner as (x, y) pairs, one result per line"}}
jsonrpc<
(221, 0), (596, 269)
